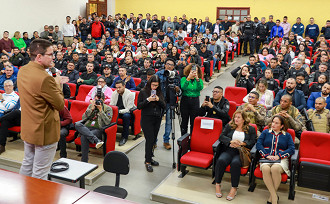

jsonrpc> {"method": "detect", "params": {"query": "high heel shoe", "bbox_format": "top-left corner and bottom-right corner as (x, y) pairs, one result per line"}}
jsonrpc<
(266, 195), (279, 204)
(215, 184), (222, 198)
(226, 187), (237, 201)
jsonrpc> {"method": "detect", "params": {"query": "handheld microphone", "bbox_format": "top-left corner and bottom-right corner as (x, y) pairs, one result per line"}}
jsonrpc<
(50, 67), (57, 77)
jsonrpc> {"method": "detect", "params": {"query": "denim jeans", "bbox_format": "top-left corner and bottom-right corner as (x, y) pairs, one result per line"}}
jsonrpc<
(163, 103), (172, 143)
(119, 113), (131, 139)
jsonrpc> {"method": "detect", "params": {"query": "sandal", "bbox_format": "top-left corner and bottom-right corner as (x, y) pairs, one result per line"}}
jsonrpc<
(226, 187), (237, 201)
(215, 183), (222, 198)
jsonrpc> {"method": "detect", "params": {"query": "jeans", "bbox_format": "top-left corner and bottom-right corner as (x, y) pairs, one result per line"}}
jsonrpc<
(20, 141), (58, 180)
(213, 56), (218, 70)
(214, 148), (241, 187)
(75, 122), (102, 162)
(119, 113), (131, 139)
(163, 104), (171, 143)
(58, 127), (69, 158)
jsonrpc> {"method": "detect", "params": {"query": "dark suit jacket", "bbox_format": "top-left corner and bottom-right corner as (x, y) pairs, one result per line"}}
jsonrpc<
(273, 89), (306, 111)
(219, 124), (257, 149)
(202, 22), (213, 32)
(140, 19), (153, 29)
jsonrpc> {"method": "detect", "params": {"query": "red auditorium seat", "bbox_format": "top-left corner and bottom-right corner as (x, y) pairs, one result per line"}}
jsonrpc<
(75, 105), (119, 155)
(309, 82), (317, 88)
(283, 80), (287, 89)
(66, 101), (90, 142)
(224, 86), (247, 106)
(248, 127), (297, 200)
(132, 77), (141, 87)
(177, 117), (222, 177)
(75, 85), (94, 101)
(67, 83), (77, 99)
(297, 131), (330, 195)
(228, 101), (237, 119)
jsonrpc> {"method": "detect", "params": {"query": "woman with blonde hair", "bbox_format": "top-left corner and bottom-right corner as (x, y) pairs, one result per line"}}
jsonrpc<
(12, 31), (26, 50)
(180, 64), (203, 135)
(215, 110), (256, 201)
(243, 79), (274, 109)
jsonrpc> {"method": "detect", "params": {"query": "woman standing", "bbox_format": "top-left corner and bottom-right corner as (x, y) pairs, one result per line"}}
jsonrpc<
(243, 79), (274, 110)
(257, 115), (295, 204)
(215, 110), (256, 201)
(137, 75), (166, 172)
(180, 64), (203, 135)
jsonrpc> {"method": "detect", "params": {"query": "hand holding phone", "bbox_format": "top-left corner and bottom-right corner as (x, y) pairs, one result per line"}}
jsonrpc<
(205, 96), (210, 101)
(151, 90), (156, 97)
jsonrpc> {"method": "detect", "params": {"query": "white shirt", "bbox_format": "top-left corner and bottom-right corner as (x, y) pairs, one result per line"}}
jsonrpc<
(232, 131), (245, 142)
(178, 31), (187, 38)
(63, 23), (76, 37)
(0, 91), (19, 114)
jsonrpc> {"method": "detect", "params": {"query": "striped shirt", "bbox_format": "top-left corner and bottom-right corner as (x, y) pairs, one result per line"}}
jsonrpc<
(0, 91), (19, 117)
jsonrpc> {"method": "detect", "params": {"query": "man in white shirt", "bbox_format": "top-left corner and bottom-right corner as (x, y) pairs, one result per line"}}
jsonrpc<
(63, 16), (76, 47)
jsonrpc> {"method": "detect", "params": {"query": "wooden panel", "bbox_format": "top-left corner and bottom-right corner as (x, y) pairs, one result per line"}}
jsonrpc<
(74, 191), (136, 204)
(97, 3), (107, 16)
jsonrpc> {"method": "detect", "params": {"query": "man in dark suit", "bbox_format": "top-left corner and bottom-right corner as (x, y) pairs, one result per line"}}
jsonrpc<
(273, 78), (306, 111)
(203, 16), (213, 33)
(140, 13), (153, 32)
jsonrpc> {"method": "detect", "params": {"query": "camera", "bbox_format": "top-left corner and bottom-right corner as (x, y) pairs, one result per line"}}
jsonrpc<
(95, 85), (103, 105)
(164, 70), (176, 78)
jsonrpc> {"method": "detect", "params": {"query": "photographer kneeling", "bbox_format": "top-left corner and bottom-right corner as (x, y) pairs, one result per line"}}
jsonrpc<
(75, 92), (113, 163)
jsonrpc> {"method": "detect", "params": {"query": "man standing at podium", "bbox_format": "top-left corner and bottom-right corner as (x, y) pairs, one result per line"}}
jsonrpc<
(18, 39), (68, 180)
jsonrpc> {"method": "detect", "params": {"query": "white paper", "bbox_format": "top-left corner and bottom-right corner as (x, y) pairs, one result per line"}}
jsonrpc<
(200, 119), (214, 130)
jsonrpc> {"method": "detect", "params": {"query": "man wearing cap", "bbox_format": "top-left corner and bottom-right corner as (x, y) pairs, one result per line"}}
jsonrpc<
(101, 64), (115, 87)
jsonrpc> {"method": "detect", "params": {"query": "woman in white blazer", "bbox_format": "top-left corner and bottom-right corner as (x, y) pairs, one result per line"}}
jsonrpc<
(243, 79), (274, 110)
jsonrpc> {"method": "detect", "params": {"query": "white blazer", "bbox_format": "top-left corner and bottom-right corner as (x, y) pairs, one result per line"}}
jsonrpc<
(110, 88), (136, 114)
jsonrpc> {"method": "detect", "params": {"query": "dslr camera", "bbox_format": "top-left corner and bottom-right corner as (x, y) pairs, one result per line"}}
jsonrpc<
(95, 85), (103, 106)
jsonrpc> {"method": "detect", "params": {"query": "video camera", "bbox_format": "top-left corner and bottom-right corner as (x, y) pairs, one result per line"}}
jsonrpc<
(95, 85), (103, 106)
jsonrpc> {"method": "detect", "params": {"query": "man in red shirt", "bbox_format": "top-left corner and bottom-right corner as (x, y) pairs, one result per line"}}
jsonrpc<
(90, 16), (106, 40)
(0, 31), (15, 57)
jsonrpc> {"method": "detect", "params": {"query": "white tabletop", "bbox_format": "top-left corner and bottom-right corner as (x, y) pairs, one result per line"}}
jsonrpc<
(48, 158), (98, 182)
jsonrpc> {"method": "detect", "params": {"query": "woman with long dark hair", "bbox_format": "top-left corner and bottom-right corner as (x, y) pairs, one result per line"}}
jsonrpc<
(137, 75), (166, 172)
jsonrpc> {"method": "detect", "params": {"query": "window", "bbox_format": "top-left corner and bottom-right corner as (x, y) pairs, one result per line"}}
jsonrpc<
(216, 7), (250, 22)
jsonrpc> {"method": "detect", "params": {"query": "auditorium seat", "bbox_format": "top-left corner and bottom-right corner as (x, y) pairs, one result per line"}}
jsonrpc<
(132, 77), (141, 87)
(297, 131), (330, 194)
(228, 101), (237, 119)
(224, 86), (247, 106)
(75, 85), (94, 101)
(67, 83), (77, 99)
(177, 117), (222, 177)
(248, 127), (297, 200)
(74, 105), (119, 155)
(66, 101), (90, 142)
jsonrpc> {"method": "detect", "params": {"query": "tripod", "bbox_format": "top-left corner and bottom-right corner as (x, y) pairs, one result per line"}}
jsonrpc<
(169, 105), (181, 169)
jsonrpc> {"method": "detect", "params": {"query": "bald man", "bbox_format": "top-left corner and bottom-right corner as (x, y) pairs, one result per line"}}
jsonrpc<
(307, 97), (330, 133)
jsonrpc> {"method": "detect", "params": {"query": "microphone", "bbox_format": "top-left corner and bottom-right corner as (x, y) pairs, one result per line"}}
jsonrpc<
(50, 67), (57, 77)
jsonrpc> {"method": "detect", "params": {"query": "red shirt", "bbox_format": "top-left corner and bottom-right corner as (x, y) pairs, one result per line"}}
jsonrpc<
(0, 38), (15, 53)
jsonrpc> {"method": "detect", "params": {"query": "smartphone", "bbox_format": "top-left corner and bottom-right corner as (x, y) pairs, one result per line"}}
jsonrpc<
(205, 96), (210, 101)
(151, 90), (156, 97)
(180, 57), (183, 61)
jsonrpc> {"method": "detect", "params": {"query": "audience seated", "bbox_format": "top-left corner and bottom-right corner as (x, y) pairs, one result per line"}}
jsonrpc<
(58, 106), (72, 158)
(77, 62), (98, 85)
(110, 80), (136, 146)
(273, 78), (306, 111)
(61, 61), (80, 84)
(309, 74), (327, 93)
(9, 47), (25, 67)
(75, 93), (112, 162)
(0, 66), (16, 90)
(85, 76), (113, 104)
(136, 69), (154, 91)
(307, 97), (330, 133)
(307, 83), (330, 109)
(295, 73), (309, 97)
(111, 66), (136, 90)
(262, 68), (280, 94)
(243, 79), (274, 110)
(199, 86), (231, 127)
(101, 64), (116, 87)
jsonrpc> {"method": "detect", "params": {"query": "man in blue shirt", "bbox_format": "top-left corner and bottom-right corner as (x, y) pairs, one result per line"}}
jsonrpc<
(307, 83), (330, 110)
(111, 66), (136, 90)
(270, 20), (284, 39)
(292, 17), (305, 37)
(305, 17), (320, 43)
(0, 66), (16, 90)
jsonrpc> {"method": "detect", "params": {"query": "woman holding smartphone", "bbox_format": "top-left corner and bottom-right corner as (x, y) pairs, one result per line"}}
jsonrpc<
(180, 64), (204, 135)
(137, 75), (166, 172)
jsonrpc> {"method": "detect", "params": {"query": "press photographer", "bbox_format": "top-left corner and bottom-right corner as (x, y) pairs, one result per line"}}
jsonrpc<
(75, 90), (113, 163)
(155, 58), (181, 150)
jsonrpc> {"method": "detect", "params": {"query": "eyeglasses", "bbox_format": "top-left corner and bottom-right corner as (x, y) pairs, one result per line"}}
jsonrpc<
(212, 91), (221, 93)
(166, 63), (174, 66)
(4, 85), (13, 87)
(248, 96), (256, 99)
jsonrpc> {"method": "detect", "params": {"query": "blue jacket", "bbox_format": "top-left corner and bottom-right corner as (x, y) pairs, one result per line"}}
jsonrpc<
(0, 75), (17, 90)
(2, 66), (18, 77)
(273, 89), (306, 111)
(292, 23), (305, 36)
(195, 25), (205, 33)
(305, 24), (320, 38)
(120, 45), (136, 52)
(270, 26), (284, 38)
(307, 92), (330, 110)
(257, 129), (295, 159)
(110, 76), (136, 90)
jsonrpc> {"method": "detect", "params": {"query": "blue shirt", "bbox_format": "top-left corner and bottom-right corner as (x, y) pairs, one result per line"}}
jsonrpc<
(111, 76), (136, 90)
(2, 66), (18, 77)
(305, 24), (320, 38)
(0, 75), (17, 90)
(292, 23), (305, 36)
(270, 26), (284, 38)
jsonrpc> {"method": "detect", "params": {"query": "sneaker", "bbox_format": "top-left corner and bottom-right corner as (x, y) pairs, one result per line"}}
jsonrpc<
(95, 141), (104, 149)
(163, 142), (171, 150)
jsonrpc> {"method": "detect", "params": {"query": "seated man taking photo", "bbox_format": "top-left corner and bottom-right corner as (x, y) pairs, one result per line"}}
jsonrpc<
(85, 76), (113, 105)
(110, 80), (136, 146)
(199, 86), (231, 127)
(75, 92), (113, 162)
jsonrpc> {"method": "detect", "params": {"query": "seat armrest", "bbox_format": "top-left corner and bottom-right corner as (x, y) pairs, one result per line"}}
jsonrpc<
(102, 122), (117, 131)
(212, 140), (220, 153)
(129, 107), (137, 113)
(250, 144), (257, 158)
(291, 149), (299, 166)
(177, 133), (190, 146)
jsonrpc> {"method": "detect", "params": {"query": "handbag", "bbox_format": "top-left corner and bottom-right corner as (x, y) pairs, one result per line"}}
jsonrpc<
(237, 146), (251, 168)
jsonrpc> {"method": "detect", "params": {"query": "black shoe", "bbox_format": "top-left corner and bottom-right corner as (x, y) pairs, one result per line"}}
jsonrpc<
(266, 201), (271, 204)
(119, 138), (127, 146)
(0, 145), (5, 155)
(243, 54), (248, 56)
(205, 75), (210, 82)
(150, 160), (159, 166)
(145, 163), (153, 172)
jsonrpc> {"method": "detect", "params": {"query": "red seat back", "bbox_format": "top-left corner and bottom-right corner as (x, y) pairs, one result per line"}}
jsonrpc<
(274, 79), (280, 86)
(190, 117), (222, 154)
(64, 99), (69, 109)
(76, 85), (94, 101)
(283, 80), (287, 89)
(108, 105), (118, 123)
(70, 101), (90, 123)
(132, 77), (141, 87)
(250, 123), (258, 135)
(224, 86), (247, 105)
(67, 83), (77, 98)
(228, 101), (237, 119)
(300, 131), (330, 164)
(309, 82), (317, 88)
(130, 90), (139, 106)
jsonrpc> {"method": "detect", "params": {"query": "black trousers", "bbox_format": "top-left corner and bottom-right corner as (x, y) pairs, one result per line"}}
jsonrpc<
(141, 115), (162, 163)
(180, 96), (200, 135)
(243, 35), (255, 55)
(215, 148), (241, 187)
(203, 61), (210, 75)
(58, 127), (69, 158)
(256, 37), (267, 53)
(0, 110), (21, 146)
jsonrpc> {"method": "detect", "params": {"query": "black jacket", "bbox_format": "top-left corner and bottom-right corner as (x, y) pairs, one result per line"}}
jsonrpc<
(231, 66), (255, 93)
(263, 77), (280, 94)
(79, 23), (90, 36)
(137, 88), (166, 117)
(198, 50), (213, 61)
(54, 59), (68, 70)
(286, 67), (309, 81)
(242, 21), (255, 35)
(219, 124), (257, 150)
(296, 83), (309, 97)
(100, 61), (119, 75)
(268, 65), (285, 83)
(256, 23), (268, 38)
(61, 69), (79, 84)
(199, 97), (231, 126)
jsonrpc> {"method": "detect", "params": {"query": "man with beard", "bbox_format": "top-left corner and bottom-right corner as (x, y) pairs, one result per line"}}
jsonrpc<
(307, 83), (330, 110)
